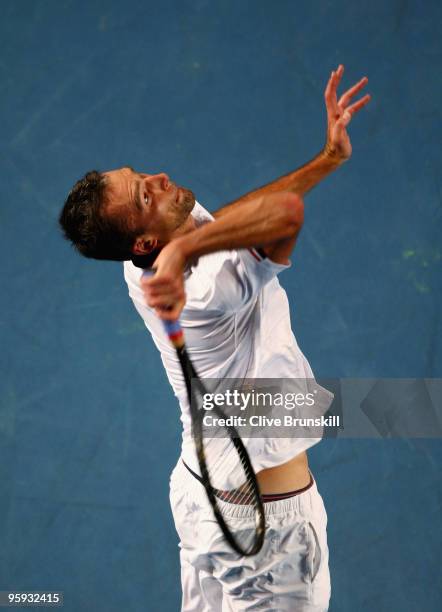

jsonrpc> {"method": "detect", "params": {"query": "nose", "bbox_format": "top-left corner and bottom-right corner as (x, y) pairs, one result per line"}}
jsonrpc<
(149, 172), (170, 191)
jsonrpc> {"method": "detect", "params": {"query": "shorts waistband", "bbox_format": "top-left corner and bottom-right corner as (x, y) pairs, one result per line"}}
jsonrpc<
(181, 459), (317, 517)
(261, 474), (314, 502)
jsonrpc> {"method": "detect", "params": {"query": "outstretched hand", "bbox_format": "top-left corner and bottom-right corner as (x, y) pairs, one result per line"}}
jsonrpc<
(324, 65), (370, 161)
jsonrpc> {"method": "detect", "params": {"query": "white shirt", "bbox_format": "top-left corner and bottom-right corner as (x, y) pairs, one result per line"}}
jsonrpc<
(123, 202), (333, 488)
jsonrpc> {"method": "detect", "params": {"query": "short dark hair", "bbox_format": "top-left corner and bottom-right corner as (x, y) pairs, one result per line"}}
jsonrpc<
(59, 170), (142, 262)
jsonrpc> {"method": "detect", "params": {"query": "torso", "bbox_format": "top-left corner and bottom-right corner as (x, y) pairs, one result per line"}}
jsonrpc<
(123, 202), (332, 493)
(257, 451), (310, 494)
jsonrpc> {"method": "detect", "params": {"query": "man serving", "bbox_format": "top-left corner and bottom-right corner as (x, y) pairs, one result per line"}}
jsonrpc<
(59, 65), (370, 611)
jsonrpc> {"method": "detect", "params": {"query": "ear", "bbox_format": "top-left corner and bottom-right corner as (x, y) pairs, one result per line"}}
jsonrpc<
(132, 236), (158, 256)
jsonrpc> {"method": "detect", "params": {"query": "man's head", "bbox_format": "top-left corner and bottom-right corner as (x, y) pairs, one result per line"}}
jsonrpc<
(59, 166), (196, 262)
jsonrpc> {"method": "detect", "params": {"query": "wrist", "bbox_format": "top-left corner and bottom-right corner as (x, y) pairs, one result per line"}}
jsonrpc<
(171, 234), (195, 264)
(323, 142), (348, 164)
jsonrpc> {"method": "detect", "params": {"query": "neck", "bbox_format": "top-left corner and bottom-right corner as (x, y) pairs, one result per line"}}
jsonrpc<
(171, 213), (197, 239)
(153, 211), (197, 253)
(134, 210), (197, 264)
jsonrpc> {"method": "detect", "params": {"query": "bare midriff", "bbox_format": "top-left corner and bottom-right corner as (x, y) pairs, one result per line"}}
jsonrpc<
(256, 451), (311, 494)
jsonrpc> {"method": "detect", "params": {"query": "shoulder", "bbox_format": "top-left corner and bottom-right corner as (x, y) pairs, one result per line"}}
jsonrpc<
(191, 200), (215, 226)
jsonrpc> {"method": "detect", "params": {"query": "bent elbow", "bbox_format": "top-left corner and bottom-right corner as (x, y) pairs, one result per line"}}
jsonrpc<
(282, 193), (304, 235)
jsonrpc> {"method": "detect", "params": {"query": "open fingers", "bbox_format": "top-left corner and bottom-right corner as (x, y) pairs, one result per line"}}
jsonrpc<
(334, 64), (344, 86)
(324, 68), (339, 115)
(345, 93), (371, 116)
(338, 76), (368, 109)
(325, 64), (344, 117)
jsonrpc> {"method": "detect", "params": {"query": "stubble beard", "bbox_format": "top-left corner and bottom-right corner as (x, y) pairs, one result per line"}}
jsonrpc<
(180, 187), (196, 216)
(170, 187), (196, 228)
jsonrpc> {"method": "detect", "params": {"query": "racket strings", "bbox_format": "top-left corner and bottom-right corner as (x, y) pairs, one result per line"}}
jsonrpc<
(188, 379), (261, 508)
(202, 430), (260, 507)
(210, 458), (254, 504)
(181, 347), (265, 554)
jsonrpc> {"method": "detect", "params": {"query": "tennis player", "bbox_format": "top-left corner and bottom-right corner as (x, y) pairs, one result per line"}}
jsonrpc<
(59, 65), (369, 611)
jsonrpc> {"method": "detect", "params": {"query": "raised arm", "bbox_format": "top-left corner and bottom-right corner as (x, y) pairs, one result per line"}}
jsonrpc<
(143, 65), (371, 320)
(213, 64), (370, 219)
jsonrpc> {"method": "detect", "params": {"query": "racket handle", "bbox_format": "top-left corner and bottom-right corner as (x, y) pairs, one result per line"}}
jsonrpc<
(142, 270), (185, 348)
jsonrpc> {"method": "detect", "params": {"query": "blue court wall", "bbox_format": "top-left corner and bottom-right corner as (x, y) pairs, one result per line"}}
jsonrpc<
(0, 1), (441, 610)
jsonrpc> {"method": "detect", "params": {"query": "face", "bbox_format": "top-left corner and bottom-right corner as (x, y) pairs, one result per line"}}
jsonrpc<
(103, 166), (195, 254)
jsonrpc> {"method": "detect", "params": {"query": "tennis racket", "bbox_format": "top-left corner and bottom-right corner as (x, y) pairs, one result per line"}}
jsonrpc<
(142, 270), (265, 556)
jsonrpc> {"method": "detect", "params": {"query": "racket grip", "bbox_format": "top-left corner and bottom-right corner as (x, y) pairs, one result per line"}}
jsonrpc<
(142, 270), (185, 347)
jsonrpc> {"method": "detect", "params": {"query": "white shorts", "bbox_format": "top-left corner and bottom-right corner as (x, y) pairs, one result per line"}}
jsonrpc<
(169, 459), (331, 611)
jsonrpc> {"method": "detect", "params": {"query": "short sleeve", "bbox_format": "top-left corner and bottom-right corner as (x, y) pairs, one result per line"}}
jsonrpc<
(184, 248), (291, 316)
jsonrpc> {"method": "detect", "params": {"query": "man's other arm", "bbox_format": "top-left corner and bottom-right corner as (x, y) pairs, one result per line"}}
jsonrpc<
(144, 191), (304, 319)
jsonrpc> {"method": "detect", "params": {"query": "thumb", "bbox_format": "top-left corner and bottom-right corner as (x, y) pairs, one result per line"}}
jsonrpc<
(332, 112), (351, 142)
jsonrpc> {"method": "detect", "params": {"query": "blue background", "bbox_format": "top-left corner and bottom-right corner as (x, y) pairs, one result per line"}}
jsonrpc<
(1, 0), (441, 610)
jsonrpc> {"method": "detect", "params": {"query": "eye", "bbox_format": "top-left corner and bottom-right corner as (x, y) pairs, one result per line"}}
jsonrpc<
(143, 193), (150, 206)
